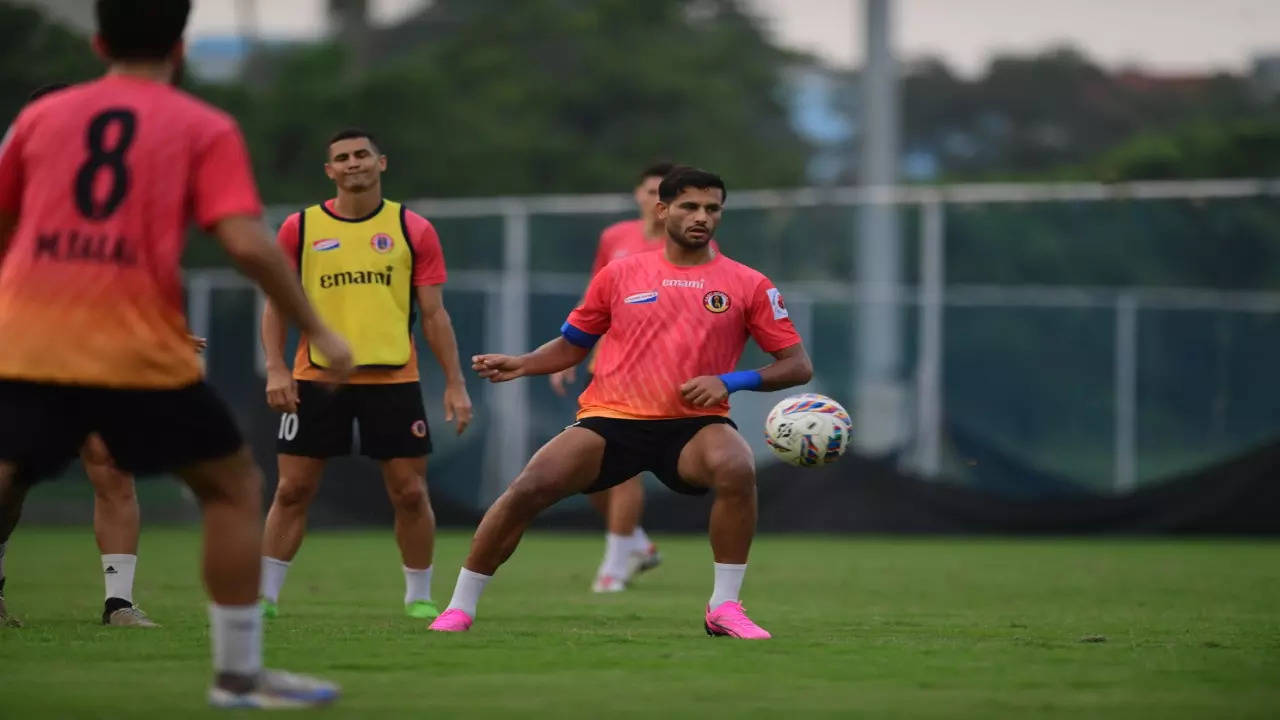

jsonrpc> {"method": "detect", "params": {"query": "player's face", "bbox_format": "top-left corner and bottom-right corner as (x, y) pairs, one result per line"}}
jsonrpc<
(657, 186), (724, 249)
(325, 138), (386, 193)
(633, 175), (662, 222)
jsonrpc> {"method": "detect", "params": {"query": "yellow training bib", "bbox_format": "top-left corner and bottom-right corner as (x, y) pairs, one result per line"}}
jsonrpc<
(299, 200), (414, 368)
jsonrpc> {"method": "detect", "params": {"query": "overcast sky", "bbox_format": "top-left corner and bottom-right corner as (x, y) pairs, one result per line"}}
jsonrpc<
(188, 0), (1280, 77)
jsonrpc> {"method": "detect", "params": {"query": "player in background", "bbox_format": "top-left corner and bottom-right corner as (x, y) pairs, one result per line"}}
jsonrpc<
(0, 0), (348, 707)
(430, 167), (812, 637)
(259, 129), (472, 621)
(551, 163), (674, 593)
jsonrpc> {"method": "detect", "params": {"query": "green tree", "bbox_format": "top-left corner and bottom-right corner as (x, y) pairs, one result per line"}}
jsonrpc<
(0, 2), (99, 120)
(1090, 119), (1280, 181)
(224, 0), (810, 202)
(900, 47), (1264, 180)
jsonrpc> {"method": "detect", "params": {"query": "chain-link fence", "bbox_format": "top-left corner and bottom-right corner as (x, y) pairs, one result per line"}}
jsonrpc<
(27, 178), (1280, 523)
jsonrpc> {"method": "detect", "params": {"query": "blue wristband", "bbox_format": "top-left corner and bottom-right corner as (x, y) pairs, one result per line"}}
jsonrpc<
(719, 370), (762, 394)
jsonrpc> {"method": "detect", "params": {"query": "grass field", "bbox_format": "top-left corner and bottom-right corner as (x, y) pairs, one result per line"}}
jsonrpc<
(1, 529), (1278, 719)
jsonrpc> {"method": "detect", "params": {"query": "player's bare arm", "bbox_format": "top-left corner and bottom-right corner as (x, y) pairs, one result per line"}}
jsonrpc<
(213, 214), (353, 378)
(473, 337), (590, 383)
(259, 300), (299, 413)
(680, 343), (813, 408)
(416, 284), (473, 435)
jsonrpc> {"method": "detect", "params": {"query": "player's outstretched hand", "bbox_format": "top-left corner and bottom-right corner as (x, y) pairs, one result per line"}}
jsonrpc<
(680, 376), (729, 408)
(310, 327), (355, 380)
(549, 366), (577, 396)
(265, 365), (300, 413)
(473, 354), (524, 383)
(444, 382), (473, 435)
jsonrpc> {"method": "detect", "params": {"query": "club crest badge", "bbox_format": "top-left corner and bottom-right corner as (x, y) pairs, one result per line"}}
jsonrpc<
(703, 291), (731, 313)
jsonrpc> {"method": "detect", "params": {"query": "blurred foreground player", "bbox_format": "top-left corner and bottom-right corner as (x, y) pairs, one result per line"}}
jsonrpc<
(0, 0), (350, 708)
(0, 82), (177, 629)
(431, 167), (812, 637)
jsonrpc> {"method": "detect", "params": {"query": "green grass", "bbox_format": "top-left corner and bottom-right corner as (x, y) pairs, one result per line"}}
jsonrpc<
(1, 530), (1278, 719)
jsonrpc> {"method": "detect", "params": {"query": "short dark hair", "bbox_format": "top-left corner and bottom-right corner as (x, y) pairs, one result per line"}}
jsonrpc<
(96, 0), (190, 61)
(27, 83), (70, 103)
(639, 162), (676, 183)
(327, 128), (380, 156)
(658, 166), (727, 204)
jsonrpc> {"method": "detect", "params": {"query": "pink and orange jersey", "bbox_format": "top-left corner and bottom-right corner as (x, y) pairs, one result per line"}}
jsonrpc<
(565, 251), (801, 420)
(584, 220), (719, 373)
(0, 75), (262, 388)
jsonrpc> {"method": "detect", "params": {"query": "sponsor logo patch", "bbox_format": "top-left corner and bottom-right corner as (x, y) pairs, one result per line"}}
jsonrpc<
(411, 420), (428, 438)
(370, 233), (395, 253)
(624, 291), (659, 304)
(662, 278), (705, 289)
(703, 290), (731, 313)
(766, 287), (789, 320)
(312, 238), (340, 252)
(319, 265), (394, 289)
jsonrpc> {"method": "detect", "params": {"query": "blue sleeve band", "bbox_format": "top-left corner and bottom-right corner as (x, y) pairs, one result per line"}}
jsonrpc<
(560, 321), (601, 349)
(719, 370), (763, 394)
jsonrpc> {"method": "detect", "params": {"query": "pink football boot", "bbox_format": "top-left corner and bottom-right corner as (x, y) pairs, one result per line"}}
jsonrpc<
(704, 601), (772, 639)
(428, 608), (473, 632)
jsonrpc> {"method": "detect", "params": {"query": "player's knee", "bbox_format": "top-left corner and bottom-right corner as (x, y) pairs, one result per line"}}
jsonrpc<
(388, 479), (428, 513)
(709, 452), (756, 494)
(273, 476), (318, 509)
(508, 469), (563, 509)
(92, 477), (136, 505)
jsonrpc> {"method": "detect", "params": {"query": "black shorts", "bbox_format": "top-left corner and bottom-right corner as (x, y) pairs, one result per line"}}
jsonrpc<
(276, 381), (431, 460)
(574, 416), (737, 496)
(0, 380), (244, 483)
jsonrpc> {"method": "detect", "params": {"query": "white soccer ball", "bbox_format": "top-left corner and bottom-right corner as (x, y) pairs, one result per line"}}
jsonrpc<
(764, 393), (852, 467)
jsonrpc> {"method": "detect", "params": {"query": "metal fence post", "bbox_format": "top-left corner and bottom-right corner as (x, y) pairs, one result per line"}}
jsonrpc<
(1114, 294), (1139, 492)
(482, 202), (532, 504)
(186, 274), (213, 344)
(915, 196), (945, 477)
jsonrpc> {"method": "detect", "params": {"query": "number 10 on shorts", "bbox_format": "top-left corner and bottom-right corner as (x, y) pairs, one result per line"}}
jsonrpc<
(278, 413), (299, 441)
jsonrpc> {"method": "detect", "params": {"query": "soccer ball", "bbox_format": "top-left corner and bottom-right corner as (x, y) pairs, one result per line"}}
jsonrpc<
(764, 393), (852, 467)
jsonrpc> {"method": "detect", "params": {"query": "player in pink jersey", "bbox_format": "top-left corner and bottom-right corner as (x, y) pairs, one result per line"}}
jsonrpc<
(432, 167), (812, 638)
(0, 82), (170, 631)
(0, 1), (346, 707)
(551, 162), (675, 594)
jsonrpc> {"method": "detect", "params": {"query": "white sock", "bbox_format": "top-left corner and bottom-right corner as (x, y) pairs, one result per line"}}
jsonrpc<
(630, 527), (652, 554)
(208, 603), (263, 677)
(601, 533), (632, 580)
(445, 567), (492, 618)
(403, 565), (432, 604)
(260, 556), (290, 603)
(709, 562), (748, 610)
(101, 553), (137, 602)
